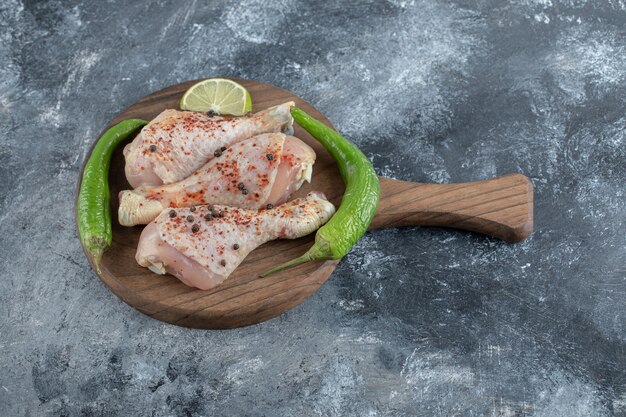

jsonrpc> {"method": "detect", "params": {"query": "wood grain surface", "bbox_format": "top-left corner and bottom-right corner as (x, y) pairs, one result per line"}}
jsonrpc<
(76, 79), (533, 329)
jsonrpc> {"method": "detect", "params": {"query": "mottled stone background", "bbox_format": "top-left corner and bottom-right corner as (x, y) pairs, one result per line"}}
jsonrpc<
(1, 0), (625, 416)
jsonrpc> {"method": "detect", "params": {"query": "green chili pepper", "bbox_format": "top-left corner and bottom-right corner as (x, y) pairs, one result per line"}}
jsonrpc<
(77, 119), (147, 272)
(261, 107), (380, 276)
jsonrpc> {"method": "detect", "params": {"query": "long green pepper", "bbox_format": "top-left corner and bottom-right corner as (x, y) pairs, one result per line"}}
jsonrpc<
(261, 107), (380, 276)
(77, 119), (147, 271)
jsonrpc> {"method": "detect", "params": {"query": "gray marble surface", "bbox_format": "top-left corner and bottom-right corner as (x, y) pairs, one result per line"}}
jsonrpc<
(1, 0), (625, 416)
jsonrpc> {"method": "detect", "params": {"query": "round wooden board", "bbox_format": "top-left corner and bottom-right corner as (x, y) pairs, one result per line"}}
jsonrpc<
(78, 79), (344, 329)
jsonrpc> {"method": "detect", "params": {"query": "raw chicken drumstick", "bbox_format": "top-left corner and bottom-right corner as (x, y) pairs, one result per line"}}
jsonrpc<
(118, 133), (315, 226)
(135, 192), (335, 290)
(124, 102), (294, 188)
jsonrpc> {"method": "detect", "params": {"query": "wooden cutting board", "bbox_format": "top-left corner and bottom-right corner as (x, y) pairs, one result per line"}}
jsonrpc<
(76, 79), (533, 329)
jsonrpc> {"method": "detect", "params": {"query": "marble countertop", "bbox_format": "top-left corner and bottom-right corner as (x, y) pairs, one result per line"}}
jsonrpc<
(1, 0), (624, 415)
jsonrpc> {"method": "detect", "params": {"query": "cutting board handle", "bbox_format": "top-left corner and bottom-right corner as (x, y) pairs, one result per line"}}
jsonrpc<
(370, 173), (534, 242)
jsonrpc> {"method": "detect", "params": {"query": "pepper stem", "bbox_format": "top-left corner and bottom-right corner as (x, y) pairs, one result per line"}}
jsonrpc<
(260, 241), (333, 277)
(85, 237), (106, 274)
(259, 253), (314, 277)
(92, 247), (104, 274)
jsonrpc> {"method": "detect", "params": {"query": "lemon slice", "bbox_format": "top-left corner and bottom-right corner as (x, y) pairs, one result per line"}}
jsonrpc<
(180, 78), (252, 115)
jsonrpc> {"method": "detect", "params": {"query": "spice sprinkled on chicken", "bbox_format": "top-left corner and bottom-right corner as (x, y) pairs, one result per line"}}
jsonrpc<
(118, 133), (315, 226)
(135, 192), (335, 290)
(123, 102), (294, 188)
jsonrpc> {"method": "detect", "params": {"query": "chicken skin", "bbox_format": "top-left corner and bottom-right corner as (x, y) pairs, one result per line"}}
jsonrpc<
(135, 192), (335, 290)
(118, 133), (315, 226)
(123, 102), (294, 188)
